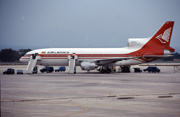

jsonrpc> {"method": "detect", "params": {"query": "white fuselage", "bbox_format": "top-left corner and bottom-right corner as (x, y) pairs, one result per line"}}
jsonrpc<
(20, 47), (145, 66)
(20, 38), (151, 67)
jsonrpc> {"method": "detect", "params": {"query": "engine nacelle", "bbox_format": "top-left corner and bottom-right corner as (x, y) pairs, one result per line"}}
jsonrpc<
(127, 38), (150, 48)
(80, 62), (97, 70)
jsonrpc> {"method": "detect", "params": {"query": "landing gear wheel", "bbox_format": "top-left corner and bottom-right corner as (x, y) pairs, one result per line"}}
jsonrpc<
(100, 69), (105, 73)
(120, 66), (130, 73)
(106, 69), (112, 73)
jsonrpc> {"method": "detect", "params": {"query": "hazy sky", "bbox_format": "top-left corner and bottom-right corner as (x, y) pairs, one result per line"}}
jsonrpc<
(0, 0), (180, 52)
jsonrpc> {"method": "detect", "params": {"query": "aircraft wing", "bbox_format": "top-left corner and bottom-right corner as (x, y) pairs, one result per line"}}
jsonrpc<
(95, 57), (133, 65)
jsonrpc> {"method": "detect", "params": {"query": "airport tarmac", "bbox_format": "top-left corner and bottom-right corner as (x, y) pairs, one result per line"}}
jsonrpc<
(1, 65), (180, 117)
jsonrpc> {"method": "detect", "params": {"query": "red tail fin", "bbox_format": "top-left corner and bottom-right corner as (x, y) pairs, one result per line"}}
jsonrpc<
(152, 21), (174, 47)
(146, 21), (175, 53)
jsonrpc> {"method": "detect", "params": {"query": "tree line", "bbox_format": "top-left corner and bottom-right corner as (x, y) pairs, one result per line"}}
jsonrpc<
(0, 49), (31, 62)
(0, 48), (180, 62)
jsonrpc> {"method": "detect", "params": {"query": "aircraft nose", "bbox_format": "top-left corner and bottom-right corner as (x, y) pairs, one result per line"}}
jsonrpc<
(19, 56), (23, 62)
(19, 56), (28, 62)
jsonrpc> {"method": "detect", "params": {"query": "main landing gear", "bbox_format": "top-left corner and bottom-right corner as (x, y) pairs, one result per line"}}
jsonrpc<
(120, 66), (130, 73)
(98, 66), (113, 73)
(98, 66), (131, 73)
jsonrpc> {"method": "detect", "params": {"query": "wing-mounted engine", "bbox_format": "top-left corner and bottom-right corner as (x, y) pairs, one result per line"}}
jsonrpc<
(80, 61), (98, 71)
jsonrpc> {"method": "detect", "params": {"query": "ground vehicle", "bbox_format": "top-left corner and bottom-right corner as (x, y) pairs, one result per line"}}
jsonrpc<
(40, 66), (54, 73)
(17, 70), (23, 74)
(144, 67), (160, 73)
(3, 68), (15, 74)
(134, 68), (142, 73)
(55, 66), (66, 72)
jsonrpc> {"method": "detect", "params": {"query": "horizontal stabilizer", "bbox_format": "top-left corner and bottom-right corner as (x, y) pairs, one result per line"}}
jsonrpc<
(143, 55), (173, 58)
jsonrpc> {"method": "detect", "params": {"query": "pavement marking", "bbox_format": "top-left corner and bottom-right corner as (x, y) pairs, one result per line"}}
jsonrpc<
(2, 99), (89, 117)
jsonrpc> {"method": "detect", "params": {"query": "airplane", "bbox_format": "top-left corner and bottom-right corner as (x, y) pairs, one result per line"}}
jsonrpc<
(20, 21), (175, 74)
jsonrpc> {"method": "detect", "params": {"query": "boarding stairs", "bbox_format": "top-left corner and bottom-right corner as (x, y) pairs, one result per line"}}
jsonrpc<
(68, 54), (78, 74)
(26, 55), (41, 73)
